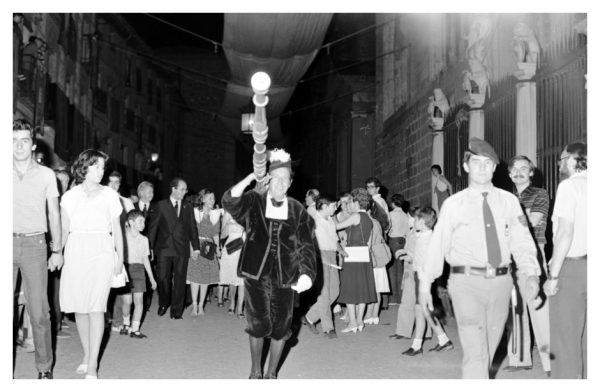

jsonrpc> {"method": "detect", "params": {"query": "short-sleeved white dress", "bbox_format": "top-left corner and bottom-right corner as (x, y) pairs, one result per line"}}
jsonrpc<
(59, 185), (123, 313)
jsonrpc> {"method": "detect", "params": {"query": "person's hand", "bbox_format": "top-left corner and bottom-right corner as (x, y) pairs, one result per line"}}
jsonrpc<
(150, 279), (157, 290)
(543, 279), (559, 296)
(48, 253), (64, 271)
(524, 275), (540, 301)
(191, 250), (200, 261)
(246, 172), (258, 184)
(114, 262), (123, 276)
(291, 274), (312, 293)
(339, 249), (348, 258)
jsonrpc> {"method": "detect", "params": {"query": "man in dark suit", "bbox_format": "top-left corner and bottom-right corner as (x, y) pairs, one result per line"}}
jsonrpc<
(147, 178), (200, 319)
(134, 181), (155, 311)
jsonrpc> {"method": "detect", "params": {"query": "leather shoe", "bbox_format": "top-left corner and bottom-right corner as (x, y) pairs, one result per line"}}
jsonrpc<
(402, 347), (423, 356)
(302, 315), (319, 334)
(388, 334), (408, 340)
(323, 330), (338, 339)
(157, 306), (167, 316)
(428, 340), (454, 352)
(503, 365), (532, 372)
(38, 371), (53, 379)
(264, 372), (277, 379)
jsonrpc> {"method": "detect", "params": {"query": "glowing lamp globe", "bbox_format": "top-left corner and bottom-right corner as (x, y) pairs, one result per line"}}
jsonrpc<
(251, 72), (271, 95)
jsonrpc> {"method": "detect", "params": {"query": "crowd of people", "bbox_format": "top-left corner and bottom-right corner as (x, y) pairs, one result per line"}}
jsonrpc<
(13, 117), (587, 380)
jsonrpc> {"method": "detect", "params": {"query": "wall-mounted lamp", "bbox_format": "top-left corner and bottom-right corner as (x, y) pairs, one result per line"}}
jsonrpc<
(150, 152), (159, 162)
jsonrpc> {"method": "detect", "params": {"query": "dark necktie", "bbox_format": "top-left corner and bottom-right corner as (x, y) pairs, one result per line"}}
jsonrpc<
(142, 204), (148, 216)
(270, 198), (283, 208)
(482, 192), (501, 268)
(174, 201), (179, 217)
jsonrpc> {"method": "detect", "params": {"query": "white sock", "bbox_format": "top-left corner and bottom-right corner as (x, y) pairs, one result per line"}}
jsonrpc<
(411, 338), (423, 350)
(437, 333), (449, 345)
(123, 316), (131, 327)
(131, 321), (140, 333)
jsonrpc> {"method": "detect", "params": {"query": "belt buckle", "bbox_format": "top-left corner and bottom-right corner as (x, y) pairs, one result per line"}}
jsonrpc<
(485, 265), (496, 279)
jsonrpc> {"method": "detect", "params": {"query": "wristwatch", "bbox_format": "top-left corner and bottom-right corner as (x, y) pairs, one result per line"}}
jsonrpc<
(547, 273), (559, 281)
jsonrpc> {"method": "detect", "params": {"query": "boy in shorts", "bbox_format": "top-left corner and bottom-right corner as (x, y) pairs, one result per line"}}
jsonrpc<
(122, 210), (157, 338)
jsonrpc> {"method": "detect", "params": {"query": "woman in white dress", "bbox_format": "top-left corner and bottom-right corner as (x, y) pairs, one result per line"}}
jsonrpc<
(219, 211), (245, 317)
(59, 150), (124, 379)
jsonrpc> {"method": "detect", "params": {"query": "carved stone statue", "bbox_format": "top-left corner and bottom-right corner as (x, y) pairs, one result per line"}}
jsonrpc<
(428, 88), (450, 130)
(513, 22), (540, 66)
(465, 17), (492, 63)
(464, 17), (492, 108)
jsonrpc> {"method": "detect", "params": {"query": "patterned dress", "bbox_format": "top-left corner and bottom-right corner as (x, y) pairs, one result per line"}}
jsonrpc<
(186, 210), (220, 284)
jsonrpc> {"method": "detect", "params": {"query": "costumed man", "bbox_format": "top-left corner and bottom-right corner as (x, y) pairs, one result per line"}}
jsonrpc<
(222, 149), (318, 379)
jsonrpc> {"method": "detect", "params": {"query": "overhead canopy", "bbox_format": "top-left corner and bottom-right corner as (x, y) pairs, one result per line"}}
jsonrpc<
(221, 13), (332, 144)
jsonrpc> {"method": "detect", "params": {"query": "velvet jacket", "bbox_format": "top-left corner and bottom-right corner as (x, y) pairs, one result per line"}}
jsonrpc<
(222, 189), (318, 288)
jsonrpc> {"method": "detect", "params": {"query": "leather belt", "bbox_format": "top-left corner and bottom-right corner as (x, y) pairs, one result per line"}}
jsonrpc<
(565, 255), (587, 262)
(451, 265), (510, 279)
(13, 232), (45, 237)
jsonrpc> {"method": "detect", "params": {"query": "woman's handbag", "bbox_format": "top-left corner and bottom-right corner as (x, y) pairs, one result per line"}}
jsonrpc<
(369, 218), (392, 268)
(343, 217), (371, 263)
(225, 237), (244, 254)
(199, 240), (217, 259)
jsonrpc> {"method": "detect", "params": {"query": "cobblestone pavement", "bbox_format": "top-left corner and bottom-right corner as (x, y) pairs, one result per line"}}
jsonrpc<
(13, 300), (547, 379)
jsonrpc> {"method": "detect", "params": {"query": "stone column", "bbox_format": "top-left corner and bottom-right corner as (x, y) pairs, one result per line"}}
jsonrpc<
(515, 79), (537, 161)
(512, 21), (541, 161)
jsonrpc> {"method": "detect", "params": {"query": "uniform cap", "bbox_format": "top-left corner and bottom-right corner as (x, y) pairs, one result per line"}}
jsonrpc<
(468, 137), (499, 164)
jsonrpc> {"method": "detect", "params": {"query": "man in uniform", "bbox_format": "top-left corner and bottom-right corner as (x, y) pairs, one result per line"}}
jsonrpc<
(504, 155), (550, 374)
(419, 138), (540, 378)
(543, 142), (587, 379)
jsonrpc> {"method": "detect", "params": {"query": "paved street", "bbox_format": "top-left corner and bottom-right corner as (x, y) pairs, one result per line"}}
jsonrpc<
(14, 299), (547, 379)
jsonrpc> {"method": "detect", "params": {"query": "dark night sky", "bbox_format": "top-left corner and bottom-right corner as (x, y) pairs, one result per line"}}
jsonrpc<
(121, 13), (224, 49)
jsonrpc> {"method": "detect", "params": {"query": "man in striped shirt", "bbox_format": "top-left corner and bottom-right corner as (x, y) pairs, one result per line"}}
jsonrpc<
(504, 155), (550, 374)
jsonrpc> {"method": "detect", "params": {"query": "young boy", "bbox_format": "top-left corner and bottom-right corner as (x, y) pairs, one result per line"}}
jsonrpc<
(303, 194), (347, 338)
(399, 207), (452, 356)
(122, 209), (157, 338)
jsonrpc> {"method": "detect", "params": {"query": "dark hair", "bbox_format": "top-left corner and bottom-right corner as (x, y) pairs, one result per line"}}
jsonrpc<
(170, 177), (184, 190)
(194, 188), (214, 209)
(13, 118), (36, 140)
(350, 188), (372, 210)
(431, 164), (442, 174)
(508, 155), (534, 173)
(108, 170), (122, 180)
(127, 209), (144, 222)
(315, 193), (337, 210)
(364, 177), (381, 188)
(71, 149), (109, 184)
(415, 207), (437, 229)
(391, 193), (405, 207)
(565, 142), (587, 171)
(408, 206), (419, 217)
(306, 188), (320, 200)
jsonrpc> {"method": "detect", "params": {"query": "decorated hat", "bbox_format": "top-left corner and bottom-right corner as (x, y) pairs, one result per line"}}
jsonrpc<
(268, 148), (292, 172)
(468, 137), (499, 164)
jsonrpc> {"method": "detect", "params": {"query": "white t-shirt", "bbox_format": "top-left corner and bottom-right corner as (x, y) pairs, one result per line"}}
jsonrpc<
(552, 172), (587, 257)
(313, 213), (338, 252)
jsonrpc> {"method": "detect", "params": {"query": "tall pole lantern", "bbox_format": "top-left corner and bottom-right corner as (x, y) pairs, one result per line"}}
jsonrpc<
(250, 71), (271, 185)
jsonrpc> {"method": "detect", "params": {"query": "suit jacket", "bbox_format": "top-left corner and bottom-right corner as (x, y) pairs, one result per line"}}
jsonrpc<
(222, 189), (318, 288)
(147, 198), (200, 259)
